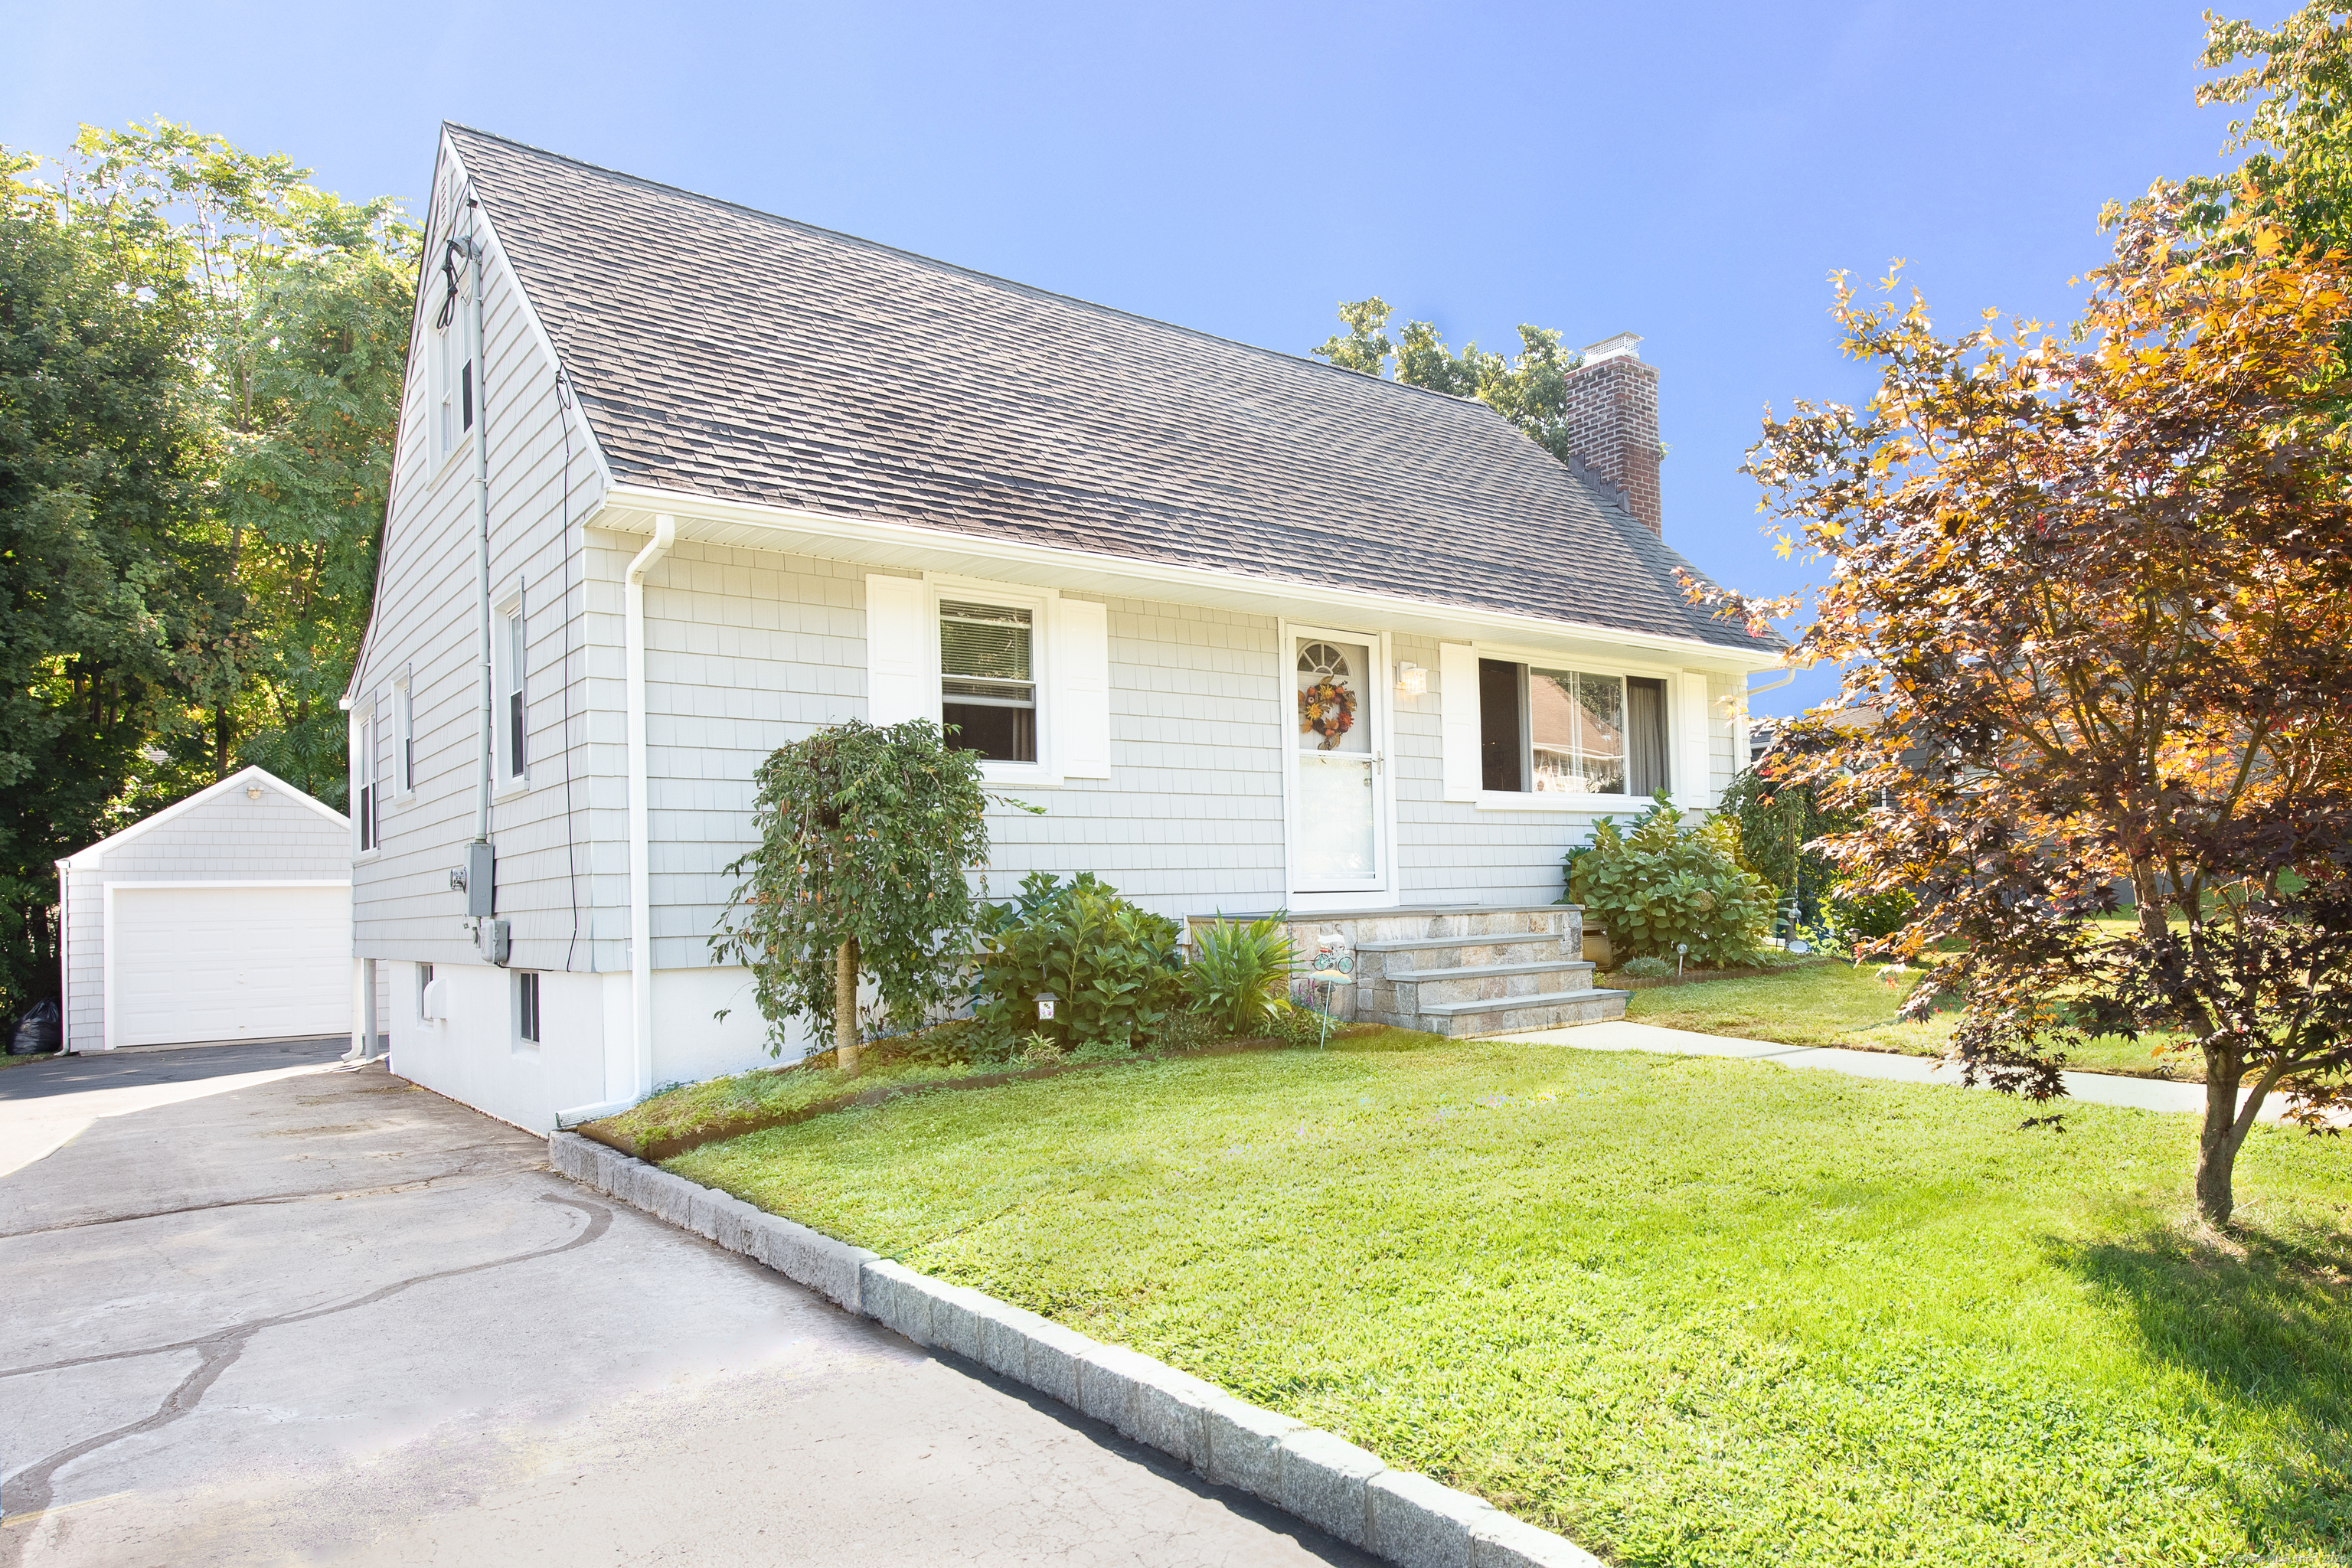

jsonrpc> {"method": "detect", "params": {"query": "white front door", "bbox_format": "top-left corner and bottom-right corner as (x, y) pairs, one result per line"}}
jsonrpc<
(1289, 628), (1389, 900)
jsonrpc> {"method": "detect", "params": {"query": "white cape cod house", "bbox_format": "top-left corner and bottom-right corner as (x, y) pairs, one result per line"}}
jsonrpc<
(345, 125), (1782, 1131)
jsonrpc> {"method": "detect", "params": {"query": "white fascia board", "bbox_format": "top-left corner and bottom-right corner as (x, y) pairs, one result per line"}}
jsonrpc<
(593, 483), (1788, 675)
(60, 765), (349, 868)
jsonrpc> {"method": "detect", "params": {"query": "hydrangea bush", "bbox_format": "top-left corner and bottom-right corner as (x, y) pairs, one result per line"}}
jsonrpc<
(1566, 796), (1774, 966)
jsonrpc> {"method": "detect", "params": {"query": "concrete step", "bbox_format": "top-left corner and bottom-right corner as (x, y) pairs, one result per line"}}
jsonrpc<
(1383, 960), (1599, 1009)
(1363, 987), (1630, 1038)
(1390, 959), (1596, 984)
(1355, 935), (1568, 972)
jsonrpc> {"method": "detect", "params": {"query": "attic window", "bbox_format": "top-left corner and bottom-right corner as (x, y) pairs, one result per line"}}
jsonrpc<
(939, 600), (1035, 763)
(431, 261), (475, 463)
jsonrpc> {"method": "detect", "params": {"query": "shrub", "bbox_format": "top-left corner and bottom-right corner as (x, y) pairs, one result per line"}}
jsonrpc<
(1566, 796), (1774, 966)
(1827, 886), (1916, 948)
(1188, 914), (1296, 1036)
(969, 873), (1184, 1059)
(1619, 955), (1674, 979)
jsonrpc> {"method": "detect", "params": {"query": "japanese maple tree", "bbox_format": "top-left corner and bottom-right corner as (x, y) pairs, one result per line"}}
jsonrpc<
(1695, 192), (2352, 1225)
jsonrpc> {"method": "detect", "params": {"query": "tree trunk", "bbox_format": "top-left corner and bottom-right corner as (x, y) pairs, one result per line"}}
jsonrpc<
(834, 936), (860, 1074)
(2195, 1044), (2245, 1227)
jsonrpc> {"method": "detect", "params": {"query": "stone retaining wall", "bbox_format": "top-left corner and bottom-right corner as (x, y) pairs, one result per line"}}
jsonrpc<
(547, 1131), (1600, 1568)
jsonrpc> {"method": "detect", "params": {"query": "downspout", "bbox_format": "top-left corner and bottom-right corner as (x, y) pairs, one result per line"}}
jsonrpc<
(554, 512), (674, 1132)
(623, 515), (677, 1105)
(467, 213), (494, 856)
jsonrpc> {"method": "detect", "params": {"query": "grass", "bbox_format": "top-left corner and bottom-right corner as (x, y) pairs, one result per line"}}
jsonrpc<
(590, 1050), (1000, 1154)
(671, 1033), (2352, 1566)
(1621, 961), (2201, 1081)
(0, 1049), (60, 1071)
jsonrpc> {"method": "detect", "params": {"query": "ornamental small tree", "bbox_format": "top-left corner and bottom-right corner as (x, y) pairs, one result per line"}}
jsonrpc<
(1690, 191), (2352, 1226)
(710, 719), (1012, 1072)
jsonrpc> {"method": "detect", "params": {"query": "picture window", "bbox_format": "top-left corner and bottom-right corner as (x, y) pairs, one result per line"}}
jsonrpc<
(1478, 659), (1668, 796)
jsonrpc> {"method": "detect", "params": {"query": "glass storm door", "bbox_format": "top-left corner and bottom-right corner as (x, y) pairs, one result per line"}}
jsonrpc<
(1292, 631), (1386, 896)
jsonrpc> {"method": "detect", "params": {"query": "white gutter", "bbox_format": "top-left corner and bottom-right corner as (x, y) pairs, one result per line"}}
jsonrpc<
(622, 514), (677, 1106)
(596, 482), (1788, 672)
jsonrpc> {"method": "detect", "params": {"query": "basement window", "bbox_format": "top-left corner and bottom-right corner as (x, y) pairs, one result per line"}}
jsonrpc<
(940, 600), (1036, 763)
(516, 971), (541, 1044)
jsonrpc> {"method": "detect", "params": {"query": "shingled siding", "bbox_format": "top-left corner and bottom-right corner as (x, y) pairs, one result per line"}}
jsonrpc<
(606, 541), (1295, 969)
(576, 537), (1751, 968)
(348, 134), (609, 976)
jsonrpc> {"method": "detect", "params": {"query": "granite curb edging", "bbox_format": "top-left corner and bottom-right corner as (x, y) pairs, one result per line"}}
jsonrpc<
(547, 1131), (1600, 1568)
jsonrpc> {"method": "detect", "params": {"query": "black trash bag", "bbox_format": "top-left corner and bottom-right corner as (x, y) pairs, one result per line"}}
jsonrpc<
(10, 998), (60, 1055)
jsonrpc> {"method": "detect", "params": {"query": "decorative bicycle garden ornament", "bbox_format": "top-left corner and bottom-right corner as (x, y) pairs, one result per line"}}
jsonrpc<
(1310, 938), (1354, 1049)
(1296, 642), (1358, 750)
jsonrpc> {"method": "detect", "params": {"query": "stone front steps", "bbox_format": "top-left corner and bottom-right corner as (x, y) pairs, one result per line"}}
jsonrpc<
(1191, 904), (1630, 1038)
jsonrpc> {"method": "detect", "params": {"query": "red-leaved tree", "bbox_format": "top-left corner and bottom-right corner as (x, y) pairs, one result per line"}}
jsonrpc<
(1695, 191), (2352, 1226)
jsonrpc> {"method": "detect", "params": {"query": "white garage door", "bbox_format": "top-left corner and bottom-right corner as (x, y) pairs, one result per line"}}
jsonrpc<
(111, 884), (351, 1048)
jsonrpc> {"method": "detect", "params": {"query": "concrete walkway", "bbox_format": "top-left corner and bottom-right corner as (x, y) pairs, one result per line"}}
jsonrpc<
(0, 1050), (1365, 1566)
(1491, 1019), (2288, 1120)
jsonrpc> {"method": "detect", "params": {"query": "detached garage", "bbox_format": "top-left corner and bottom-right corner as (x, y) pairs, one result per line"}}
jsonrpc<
(57, 766), (354, 1052)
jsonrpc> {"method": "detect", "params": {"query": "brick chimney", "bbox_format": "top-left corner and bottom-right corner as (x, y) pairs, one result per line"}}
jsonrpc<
(1560, 332), (1664, 536)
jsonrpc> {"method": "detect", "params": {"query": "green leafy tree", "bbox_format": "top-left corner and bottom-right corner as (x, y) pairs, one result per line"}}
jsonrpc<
(710, 720), (1018, 1072)
(1310, 296), (1589, 465)
(0, 196), (207, 1014)
(39, 122), (417, 799)
(2197, 4), (2352, 252)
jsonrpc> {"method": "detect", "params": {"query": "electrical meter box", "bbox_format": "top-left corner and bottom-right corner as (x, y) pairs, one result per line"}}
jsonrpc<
(464, 841), (495, 917)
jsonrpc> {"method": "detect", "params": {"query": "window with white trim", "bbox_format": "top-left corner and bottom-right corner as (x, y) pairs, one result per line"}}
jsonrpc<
(1476, 658), (1670, 798)
(939, 599), (1036, 763)
(393, 666), (414, 795)
(495, 592), (525, 782)
(864, 573), (1109, 782)
(354, 704), (380, 851)
(516, 970), (541, 1044)
(429, 297), (472, 465)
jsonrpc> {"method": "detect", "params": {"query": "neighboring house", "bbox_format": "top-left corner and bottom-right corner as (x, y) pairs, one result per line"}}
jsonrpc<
(344, 125), (1782, 1132)
(57, 766), (355, 1053)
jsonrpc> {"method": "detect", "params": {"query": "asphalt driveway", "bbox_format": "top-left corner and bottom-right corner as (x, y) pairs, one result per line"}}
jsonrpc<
(0, 1047), (1363, 1566)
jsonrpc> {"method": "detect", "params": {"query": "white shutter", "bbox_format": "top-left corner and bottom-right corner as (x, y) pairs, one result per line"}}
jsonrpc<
(864, 574), (933, 726)
(1439, 642), (1481, 802)
(1053, 597), (1110, 778)
(1675, 671), (1713, 808)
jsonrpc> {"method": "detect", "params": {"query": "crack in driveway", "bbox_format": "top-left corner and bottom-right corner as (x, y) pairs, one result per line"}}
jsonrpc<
(0, 1151), (541, 1242)
(0, 1191), (612, 1552)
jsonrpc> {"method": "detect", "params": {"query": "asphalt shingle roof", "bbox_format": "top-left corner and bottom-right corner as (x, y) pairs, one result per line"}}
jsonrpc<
(449, 126), (1772, 653)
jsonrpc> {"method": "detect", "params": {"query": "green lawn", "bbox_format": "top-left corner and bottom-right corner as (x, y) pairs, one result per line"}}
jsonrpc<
(671, 1034), (2352, 1566)
(1623, 962), (2197, 1080)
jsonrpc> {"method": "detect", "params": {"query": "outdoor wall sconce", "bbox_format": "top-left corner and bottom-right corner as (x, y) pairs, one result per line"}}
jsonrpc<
(1395, 662), (1427, 698)
(245, 786), (263, 800)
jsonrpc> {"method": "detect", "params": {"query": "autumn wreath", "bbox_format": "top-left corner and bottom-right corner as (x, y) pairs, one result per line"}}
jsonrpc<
(1298, 677), (1357, 750)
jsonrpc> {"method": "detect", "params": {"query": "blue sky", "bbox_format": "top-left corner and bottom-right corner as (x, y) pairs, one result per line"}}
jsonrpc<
(6, 0), (2251, 714)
